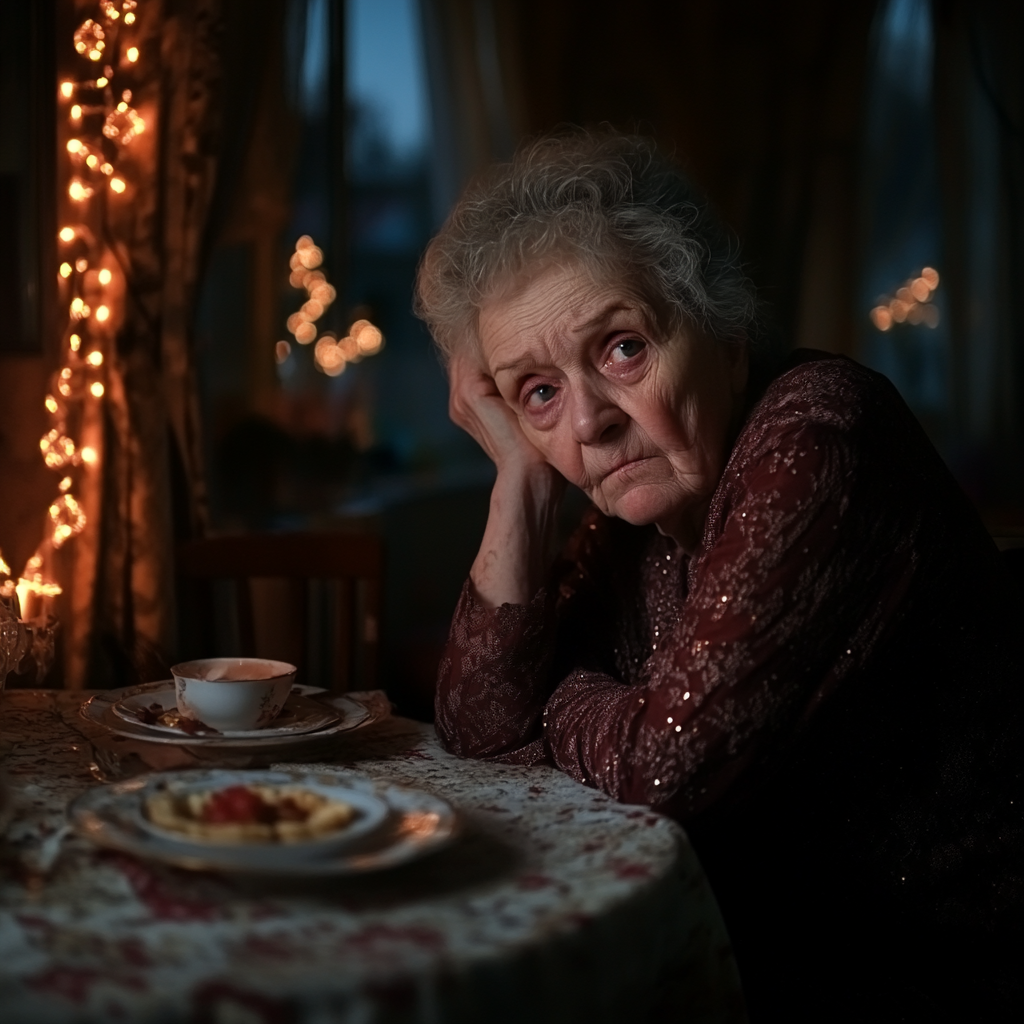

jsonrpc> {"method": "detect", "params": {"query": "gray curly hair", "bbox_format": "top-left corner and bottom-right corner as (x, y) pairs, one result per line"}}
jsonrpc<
(414, 131), (760, 363)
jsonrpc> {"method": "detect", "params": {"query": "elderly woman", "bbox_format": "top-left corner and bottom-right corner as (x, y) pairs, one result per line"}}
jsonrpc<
(415, 133), (1023, 1021)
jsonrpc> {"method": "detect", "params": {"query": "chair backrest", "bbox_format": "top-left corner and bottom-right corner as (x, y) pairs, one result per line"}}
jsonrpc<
(176, 533), (383, 693)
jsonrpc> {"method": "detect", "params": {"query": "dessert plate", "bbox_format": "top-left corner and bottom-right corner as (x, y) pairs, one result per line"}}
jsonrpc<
(113, 687), (340, 740)
(131, 770), (390, 868)
(69, 768), (459, 875)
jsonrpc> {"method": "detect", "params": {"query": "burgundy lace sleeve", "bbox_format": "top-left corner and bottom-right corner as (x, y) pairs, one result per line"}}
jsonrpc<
(435, 355), (1018, 819)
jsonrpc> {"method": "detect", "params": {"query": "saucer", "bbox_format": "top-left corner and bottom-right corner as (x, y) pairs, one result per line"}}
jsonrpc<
(113, 687), (340, 740)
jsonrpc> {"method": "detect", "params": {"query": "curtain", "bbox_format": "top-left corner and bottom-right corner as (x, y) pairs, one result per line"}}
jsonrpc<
(933, 0), (1024, 506)
(420, 0), (879, 355)
(60, 0), (225, 688)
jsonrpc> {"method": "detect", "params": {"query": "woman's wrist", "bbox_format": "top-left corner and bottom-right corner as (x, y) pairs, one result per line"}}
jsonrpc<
(470, 460), (564, 609)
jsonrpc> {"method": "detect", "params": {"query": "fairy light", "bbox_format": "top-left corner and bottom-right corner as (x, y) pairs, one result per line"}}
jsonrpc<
(19, 1), (149, 610)
(870, 268), (941, 332)
(280, 236), (382, 376)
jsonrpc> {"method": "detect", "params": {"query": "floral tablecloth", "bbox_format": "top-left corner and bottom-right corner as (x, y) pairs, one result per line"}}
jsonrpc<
(0, 690), (745, 1024)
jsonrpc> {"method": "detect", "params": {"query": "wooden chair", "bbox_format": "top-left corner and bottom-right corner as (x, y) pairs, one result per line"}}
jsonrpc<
(176, 533), (383, 693)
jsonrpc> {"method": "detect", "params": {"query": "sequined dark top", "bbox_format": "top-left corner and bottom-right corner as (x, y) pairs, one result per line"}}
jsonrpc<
(437, 352), (1024, 1018)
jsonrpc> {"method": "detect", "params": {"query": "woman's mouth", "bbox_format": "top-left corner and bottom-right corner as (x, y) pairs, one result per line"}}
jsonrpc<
(605, 456), (653, 481)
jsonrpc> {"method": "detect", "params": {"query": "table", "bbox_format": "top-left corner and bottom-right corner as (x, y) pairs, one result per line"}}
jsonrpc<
(0, 690), (746, 1024)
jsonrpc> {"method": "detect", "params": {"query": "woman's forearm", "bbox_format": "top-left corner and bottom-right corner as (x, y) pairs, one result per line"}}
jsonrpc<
(470, 462), (564, 607)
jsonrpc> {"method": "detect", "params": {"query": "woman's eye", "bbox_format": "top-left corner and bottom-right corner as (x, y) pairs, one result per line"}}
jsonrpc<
(607, 337), (645, 364)
(525, 383), (558, 408)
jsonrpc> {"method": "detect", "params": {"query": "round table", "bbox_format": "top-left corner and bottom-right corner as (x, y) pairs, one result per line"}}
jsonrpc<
(0, 690), (746, 1023)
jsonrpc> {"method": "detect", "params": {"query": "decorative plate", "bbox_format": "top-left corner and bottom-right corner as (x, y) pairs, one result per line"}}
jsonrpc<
(69, 768), (459, 875)
(112, 687), (341, 740)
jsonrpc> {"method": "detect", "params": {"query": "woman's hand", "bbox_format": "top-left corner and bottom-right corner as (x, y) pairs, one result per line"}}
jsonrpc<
(448, 352), (547, 472)
(448, 351), (565, 608)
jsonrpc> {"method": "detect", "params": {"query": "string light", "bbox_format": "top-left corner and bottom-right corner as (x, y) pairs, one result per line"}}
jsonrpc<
(15, 0), (149, 612)
(280, 236), (384, 376)
(870, 268), (941, 332)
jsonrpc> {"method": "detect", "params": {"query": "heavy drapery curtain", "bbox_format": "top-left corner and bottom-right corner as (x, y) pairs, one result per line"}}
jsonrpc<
(420, 0), (880, 355)
(59, 0), (224, 688)
(934, 0), (1024, 506)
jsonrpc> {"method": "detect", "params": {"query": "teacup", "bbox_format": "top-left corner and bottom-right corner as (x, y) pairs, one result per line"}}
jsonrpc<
(170, 658), (297, 732)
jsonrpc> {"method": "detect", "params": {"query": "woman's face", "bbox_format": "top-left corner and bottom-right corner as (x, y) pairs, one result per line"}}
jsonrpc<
(479, 263), (748, 550)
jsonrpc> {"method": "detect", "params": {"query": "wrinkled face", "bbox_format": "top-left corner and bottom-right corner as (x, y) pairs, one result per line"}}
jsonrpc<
(479, 263), (748, 549)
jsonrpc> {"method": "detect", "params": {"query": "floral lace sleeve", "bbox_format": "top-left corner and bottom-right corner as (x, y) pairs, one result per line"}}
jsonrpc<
(435, 355), (1015, 820)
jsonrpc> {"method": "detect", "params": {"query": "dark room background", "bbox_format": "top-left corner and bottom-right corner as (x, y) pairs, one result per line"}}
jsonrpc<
(1, 0), (1021, 711)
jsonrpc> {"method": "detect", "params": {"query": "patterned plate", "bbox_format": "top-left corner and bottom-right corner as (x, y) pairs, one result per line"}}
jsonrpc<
(69, 768), (459, 876)
(113, 687), (341, 740)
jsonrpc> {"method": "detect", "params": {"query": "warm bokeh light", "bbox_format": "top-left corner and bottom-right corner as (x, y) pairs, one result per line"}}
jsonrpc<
(353, 321), (384, 354)
(31, 0), (152, 581)
(275, 340), (292, 363)
(870, 268), (941, 333)
(68, 178), (93, 201)
(295, 322), (317, 344)
(870, 306), (893, 331)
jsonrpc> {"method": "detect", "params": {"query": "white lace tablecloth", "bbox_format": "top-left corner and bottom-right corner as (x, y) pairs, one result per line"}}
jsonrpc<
(0, 690), (745, 1024)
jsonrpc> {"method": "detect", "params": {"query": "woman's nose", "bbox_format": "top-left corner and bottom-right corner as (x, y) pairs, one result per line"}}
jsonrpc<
(569, 384), (627, 445)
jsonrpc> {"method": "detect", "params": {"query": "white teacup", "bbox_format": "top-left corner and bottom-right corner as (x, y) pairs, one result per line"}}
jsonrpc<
(170, 658), (297, 732)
